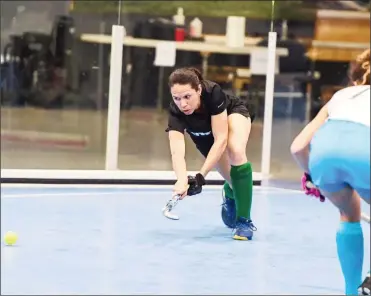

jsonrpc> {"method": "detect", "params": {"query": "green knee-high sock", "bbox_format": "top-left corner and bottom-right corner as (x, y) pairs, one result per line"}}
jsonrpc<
(223, 181), (234, 199)
(230, 162), (253, 220)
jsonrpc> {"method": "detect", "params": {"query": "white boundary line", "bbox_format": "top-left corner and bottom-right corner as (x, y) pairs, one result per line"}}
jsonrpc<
(0, 184), (176, 189)
(1, 192), (121, 198)
(0, 184), (289, 192)
(0, 184), (221, 189)
(0, 169), (262, 182)
(0, 185), (286, 194)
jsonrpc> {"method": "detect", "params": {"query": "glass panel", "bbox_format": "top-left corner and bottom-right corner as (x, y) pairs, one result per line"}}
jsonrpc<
(0, 0), (122, 169)
(269, 2), (316, 181)
(116, 1), (284, 172)
(269, 1), (369, 181)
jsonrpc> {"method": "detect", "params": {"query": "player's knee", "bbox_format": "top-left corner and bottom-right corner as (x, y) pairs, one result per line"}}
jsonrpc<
(227, 144), (247, 166)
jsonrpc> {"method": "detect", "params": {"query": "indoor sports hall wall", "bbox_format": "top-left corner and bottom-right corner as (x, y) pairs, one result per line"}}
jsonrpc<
(1, 1), (369, 184)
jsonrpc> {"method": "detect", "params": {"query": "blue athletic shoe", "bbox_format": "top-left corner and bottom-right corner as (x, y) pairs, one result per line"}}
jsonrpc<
(221, 188), (236, 228)
(232, 217), (257, 240)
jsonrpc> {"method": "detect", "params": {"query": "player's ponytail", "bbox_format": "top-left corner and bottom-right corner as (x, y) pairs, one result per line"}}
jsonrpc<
(350, 49), (370, 86)
(168, 67), (203, 90)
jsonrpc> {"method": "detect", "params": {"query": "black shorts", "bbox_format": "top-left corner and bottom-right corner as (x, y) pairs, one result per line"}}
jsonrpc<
(227, 99), (255, 122)
(195, 101), (253, 158)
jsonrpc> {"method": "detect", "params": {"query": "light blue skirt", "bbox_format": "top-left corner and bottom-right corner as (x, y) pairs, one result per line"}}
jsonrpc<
(309, 119), (370, 201)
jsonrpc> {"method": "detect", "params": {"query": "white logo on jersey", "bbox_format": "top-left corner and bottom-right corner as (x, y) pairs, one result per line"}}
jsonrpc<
(188, 130), (212, 137)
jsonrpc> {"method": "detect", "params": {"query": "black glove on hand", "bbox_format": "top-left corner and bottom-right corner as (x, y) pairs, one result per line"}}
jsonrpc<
(187, 173), (205, 196)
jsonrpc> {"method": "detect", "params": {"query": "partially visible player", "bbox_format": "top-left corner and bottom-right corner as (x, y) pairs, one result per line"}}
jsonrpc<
(166, 67), (256, 240)
(290, 49), (370, 295)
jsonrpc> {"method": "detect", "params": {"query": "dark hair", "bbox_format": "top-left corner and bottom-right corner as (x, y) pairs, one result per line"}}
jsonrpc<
(350, 49), (370, 85)
(168, 67), (204, 90)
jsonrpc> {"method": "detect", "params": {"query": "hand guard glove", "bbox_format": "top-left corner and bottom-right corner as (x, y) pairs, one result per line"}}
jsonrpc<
(301, 173), (325, 202)
(187, 173), (205, 196)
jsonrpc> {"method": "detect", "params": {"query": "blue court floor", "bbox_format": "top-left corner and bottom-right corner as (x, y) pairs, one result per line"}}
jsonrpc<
(1, 185), (370, 295)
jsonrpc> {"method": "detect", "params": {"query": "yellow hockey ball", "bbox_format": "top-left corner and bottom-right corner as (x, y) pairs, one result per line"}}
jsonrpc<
(4, 231), (18, 246)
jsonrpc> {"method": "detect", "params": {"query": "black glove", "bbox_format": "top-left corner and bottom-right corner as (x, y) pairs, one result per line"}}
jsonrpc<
(187, 173), (205, 196)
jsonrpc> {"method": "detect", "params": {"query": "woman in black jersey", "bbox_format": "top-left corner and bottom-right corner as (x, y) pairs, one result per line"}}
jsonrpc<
(166, 67), (257, 241)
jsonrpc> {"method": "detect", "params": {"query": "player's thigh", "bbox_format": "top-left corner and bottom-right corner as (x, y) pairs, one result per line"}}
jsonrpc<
(227, 113), (251, 165)
(322, 187), (361, 222)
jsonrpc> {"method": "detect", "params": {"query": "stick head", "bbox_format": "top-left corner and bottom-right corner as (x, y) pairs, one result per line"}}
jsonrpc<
(162, 195), (181, 220)
(162, 209), (179, 220)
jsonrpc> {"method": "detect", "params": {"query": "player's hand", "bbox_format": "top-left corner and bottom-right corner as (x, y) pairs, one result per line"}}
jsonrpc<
(173, 178), (189, 199)
(301, 173), (325, 202)
(187, 173), (206, 196)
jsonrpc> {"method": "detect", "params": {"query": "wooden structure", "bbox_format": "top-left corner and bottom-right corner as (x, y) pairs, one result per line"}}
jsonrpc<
(307, 10), (370, 62)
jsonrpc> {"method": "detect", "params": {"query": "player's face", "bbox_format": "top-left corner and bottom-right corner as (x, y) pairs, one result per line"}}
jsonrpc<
(171, 83), (201, 115)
